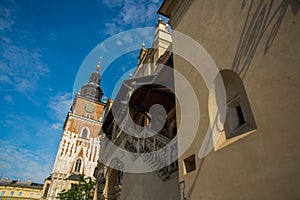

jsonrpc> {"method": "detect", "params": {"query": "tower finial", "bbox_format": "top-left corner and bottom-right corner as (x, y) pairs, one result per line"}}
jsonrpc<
(96, 56), (102, 72)
(158, 16), (162, 22)
(128, 70), (133, 79)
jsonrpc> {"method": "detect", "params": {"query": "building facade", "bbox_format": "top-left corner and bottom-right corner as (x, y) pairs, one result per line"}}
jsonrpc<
(0, 178), (43, 200)
(92, 0), (300, 199)
(93, 0), (300, 199)
(93, 18), (180, 200)
(158, 0), (300, 199)
(44, 62), (106, 199)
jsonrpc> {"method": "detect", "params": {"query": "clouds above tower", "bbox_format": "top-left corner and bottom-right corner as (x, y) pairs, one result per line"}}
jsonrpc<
(0, 0), (49, 106)
(48, 92), (72, 122)
(100, 0), (163, 35)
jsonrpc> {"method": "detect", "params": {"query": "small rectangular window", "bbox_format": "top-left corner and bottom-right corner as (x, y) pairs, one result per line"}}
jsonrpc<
(30, 193), (34, 198)
(18, 192), (23, 197)
(183, 154), (196, 174)
(225, 96), (249, 139)
(10, 191), (14, 196)
(0, 191), (5, 196)
(227, 104), (245, 132)
(37, 194), (41, 198)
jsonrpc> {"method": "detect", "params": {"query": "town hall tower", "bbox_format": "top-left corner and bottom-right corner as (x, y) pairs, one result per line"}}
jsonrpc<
(44, 61), (106, 199)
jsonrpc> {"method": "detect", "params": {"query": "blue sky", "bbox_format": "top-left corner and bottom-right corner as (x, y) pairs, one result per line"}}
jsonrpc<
(0, 0), (164, 183)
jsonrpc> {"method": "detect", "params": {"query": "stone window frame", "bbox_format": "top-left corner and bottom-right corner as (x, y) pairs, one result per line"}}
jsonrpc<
(210, 70), (257, 151)
(74, 158), (83, 173)
(80, 127), (90, 139)
(183, 154), (196, 175)
(9, 191), (14, 197)
(18, 191), (23, 197)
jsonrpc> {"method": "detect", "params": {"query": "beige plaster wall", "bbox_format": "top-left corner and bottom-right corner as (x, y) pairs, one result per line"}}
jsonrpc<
(172, 0), (300, 199)
(120, 172), (180, 200)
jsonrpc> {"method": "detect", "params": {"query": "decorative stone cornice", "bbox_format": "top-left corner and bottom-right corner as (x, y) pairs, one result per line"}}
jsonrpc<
(158, 0), (192, 29)
(69, 113), (103, 126)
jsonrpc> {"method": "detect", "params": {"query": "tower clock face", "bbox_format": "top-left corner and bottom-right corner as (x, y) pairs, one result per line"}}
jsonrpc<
(85, 103), (95, 113)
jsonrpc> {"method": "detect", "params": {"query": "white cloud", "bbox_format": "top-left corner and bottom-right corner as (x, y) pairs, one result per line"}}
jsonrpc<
(116, 40), (123, 46)
(0, 44), (49, 91)
(0, 141), (54, 183)
(0, 119), (13, 127)
(51, 122), (63, 130)
(0, 113), (63, 182)
(48, 92), (72, 122)
(102, 0), (123, 8)
(121, 65), (127, 72)
(0, 0), (49, 101)
(3, 95), (13, 104)
(97, 43), (107, 52)
(122, 33), (134, 44)
(104, 22), (124, 36)
(101, 0), (163, 35)
(0, 0), (17, 31)
(0, 74), (12, 85)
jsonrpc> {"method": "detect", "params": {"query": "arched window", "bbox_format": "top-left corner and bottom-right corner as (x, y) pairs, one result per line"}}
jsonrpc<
(220, 70), (256, 139)
(210, 70), (257, 150)
(74, 159), (82, 173)
(82, 128), (88, 138)
(80, 127), (89, 138)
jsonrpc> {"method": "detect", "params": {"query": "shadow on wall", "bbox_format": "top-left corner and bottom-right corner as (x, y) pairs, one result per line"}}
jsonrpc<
(184, 1), (299, 199)
(232, 0), (299, 79)
(185, 158), (205, 200)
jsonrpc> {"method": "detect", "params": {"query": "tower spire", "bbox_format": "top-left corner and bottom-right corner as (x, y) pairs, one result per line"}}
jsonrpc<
(128, 70), (133, 79)
(79, 59), (104, 102)
(96, 56), (102, 72)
